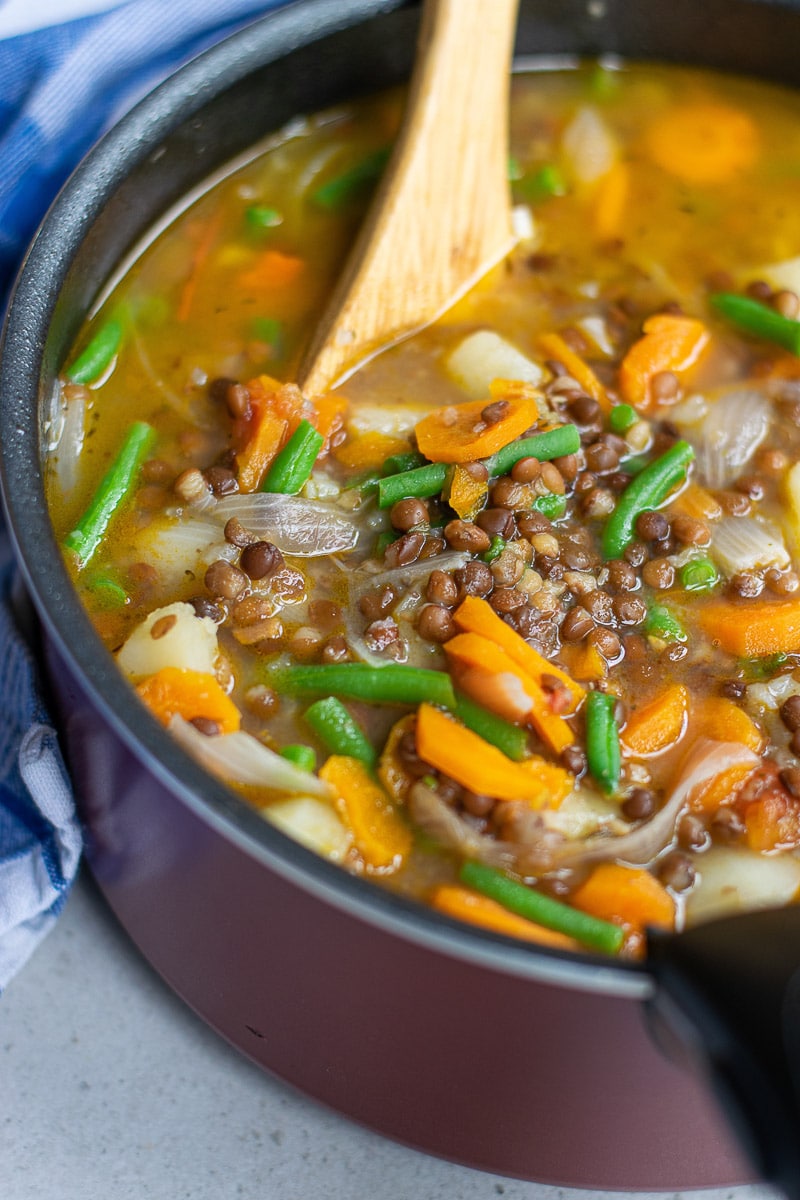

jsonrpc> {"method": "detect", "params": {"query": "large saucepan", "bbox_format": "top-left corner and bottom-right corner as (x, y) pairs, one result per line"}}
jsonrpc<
(2, 0), (800, 1190)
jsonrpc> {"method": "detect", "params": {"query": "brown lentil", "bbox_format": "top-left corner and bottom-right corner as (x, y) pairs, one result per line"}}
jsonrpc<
(773, 289), (800, 319)
(417, 604), (456, 643)
(390, 497), (429, 531)
(240, 540), (283, 580)
(205, 465), (239, 495)
(635, 510), (669, 541)
(560, 606), (595, 641)
(642, 558), (675, 590)
(671, 514), (711, 547)
(780, 694), (800, 732)
(384, 531), (425, 568)
(658, 850), (695, 892)
(224, 516), (257, 548)
(606, 560), (637, 591)
(481, 399), (511, 425)
(621, 787), (656, 821)
(613, 594), (647, 625)
(490, 588), (526, 614)
(728, 571), (764, 599)
(425, 569), (458, 607)
(588, 627), (622, 660)
(321, 634), (350, 663)
(205, 558), (248, 600)
(650, 370), (680, 403)
(444, 519), (491, 554)
(359, 585), (395, 621)
(454, 560), (493, 599)
(510, 456), (543, 484)
(476, 507), (516, 539)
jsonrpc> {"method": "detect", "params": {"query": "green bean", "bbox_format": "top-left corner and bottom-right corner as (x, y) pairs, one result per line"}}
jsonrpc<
(280, 744), (316, 772)
(304, 697), (376, 767)
(377, 462), (448, 509)
(66, 317), (123, 385)
(382, 449), (427, 475)
(245, 205), (282, 231)
(680, 556), (719, 593)
(531, 493), (567, 520)
(517, 163), (567, 203)
(87, 576), (129, 608)
(459, 861), (624, 956)
(267, 662), (456, 708)
(487, 424), (580, 477)
(608, 403), (637, 434)
(482, 535), (505, 563)
(251, 316), (283, 349)
(262, 418), (323, 494)
(585, 691), (620, 795)
(312, 147), (391, 211)
(711, 291), (800, 355)
(64, 421), (155, 567)
(375, 530), (397, 557)
(645, 604), (687, 643)
(453, 694), (528, 761)
(601, 440), (694, 559)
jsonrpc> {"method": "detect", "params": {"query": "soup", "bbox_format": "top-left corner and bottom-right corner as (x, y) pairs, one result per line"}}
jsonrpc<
(47, 62), (800, 958)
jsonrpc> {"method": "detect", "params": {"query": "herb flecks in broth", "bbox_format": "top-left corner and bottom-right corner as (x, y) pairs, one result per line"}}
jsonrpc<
(49, 64), (800, 957)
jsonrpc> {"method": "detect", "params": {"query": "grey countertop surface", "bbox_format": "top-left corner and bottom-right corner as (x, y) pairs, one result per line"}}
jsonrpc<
(0, 871), (781, 1200)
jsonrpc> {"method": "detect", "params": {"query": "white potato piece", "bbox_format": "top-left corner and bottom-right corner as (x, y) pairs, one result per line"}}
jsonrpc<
(347, 402), (432, 438)
(117, 601), (219, 679)
(686, 846), (800, 925)
(445, 330), (543, 399)
(264, 796), (352, 861)
(561, 105), (617, 184)
(757, 254), (800, 296)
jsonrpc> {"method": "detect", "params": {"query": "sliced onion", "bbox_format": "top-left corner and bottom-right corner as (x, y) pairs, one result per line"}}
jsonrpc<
(692, 389), (770, 489)
(710, 516), (789, 576)
(560, 739), (760, 869)
(747, 671), (800, 713)
(169, 715), (333, 798)
(212, 493), (359, 556)
(352, 550), (470, 594)
(561, 106), (617, 184)
(47, 382), (86, 496)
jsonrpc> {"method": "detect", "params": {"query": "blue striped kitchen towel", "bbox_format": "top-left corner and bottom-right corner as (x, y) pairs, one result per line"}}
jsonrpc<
(0, 0), (289, 990)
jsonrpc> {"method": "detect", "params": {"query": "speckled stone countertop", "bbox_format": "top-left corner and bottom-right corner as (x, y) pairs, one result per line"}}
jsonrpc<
(1, 871), (780, 1200)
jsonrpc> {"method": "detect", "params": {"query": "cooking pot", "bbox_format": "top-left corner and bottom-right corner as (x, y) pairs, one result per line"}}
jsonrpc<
(2, 0), (800, 1190)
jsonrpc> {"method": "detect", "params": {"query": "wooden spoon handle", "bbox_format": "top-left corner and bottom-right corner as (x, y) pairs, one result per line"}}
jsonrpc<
(299, 0), (517, 395)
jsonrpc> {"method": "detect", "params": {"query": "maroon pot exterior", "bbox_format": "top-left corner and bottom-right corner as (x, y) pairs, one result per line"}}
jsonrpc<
(48, 638), (750, 1189)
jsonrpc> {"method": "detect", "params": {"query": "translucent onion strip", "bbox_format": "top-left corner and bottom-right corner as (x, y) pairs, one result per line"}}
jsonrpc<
(710, 516), (789, 576)
(169, 715), (333, 798)
(212, 493), (359, 556)
(692, 389), (770, 489)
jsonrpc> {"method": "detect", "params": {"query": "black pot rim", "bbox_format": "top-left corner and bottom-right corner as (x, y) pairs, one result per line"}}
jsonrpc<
(0, 0), (683, 1002)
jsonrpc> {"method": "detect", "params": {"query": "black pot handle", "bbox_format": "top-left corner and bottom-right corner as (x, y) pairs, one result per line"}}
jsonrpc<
(647, 908), (800, 1198)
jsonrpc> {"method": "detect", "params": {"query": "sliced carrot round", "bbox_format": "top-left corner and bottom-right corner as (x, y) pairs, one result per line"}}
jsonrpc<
(414, 394), (538, 463)
(644, 101), (759, 186)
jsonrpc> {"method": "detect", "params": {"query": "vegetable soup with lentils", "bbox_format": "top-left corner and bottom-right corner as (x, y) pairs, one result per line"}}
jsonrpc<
(48, 62), (800, 958)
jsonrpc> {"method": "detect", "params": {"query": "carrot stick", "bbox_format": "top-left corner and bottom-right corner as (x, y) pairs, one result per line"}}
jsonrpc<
(136, 667), (241, 733)
(621, 684), (689, 756)
(447, 463), (489, 520)
(414, 394), (539, 463)
(312, 393), (349, 457)
(537, 331), (612, 415)
(443, 632), (575, 755)
(592, 160), (630, 241)
(415, 704), (570, 806)
(318, 754), (411, 869)
(430, 885), (579, 950)
(570, 863), (675, 932)
(558, 641), (607, 682)
(687, 761), (756, 814)
(698, 598), (800, 657)
(453, 595), (585, 712)
(619, 314), (710, 411)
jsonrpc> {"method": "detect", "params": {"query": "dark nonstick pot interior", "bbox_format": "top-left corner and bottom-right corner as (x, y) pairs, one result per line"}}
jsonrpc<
(3, 0), (800, 1191)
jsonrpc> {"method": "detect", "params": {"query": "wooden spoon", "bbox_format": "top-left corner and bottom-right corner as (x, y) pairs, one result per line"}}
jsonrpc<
(298, 0), (519, 396)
